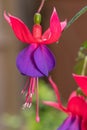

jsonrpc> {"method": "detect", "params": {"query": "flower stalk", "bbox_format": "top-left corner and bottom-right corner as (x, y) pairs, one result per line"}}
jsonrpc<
(37, 0), (46, 13)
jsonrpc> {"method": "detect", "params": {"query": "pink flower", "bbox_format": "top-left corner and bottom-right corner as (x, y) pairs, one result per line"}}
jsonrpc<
(43, 74), (87, 130)
(4, 8), (66, 122)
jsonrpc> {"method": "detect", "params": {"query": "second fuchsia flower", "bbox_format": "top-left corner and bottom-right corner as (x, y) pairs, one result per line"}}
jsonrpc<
(43, 74), (87, 130)
(4, 8), (66, 122)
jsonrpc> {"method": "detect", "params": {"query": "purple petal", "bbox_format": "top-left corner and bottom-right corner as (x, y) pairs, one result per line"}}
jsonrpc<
(16, 44), (44, 77)
(58, 115), (75, 130)
(34, 45), (55, 76)
(69, 116), (81, 130)
(57, 115), (81, 130)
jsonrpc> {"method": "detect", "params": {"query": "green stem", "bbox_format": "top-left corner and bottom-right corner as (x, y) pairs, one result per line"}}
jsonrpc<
(66, 6), (87, 30)
(81, 56), (87, 75)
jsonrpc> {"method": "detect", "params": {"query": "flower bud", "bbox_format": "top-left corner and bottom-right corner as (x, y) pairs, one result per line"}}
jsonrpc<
(34, 13), (41, 24)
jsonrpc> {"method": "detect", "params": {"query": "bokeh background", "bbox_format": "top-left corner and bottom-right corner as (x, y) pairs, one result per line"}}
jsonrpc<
(0, 0), (87, 129)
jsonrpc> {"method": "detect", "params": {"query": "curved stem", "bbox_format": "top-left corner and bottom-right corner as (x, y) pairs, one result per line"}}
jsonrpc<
(49, 76), (62, 105)
(37, 0), (46, 13)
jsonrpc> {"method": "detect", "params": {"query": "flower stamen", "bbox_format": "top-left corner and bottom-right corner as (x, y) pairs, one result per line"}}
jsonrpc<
(21, 78), (29, 94)
(36, 78), (40, 122)
(22, 78), (35, 109)
(21, 77), (40, 122)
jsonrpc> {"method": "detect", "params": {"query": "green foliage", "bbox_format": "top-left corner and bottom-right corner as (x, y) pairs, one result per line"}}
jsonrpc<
(2, 114), (21, 129)
(80, 41), (87, 50)
(74, 41), (87, 75)
(74, 59), (84, 74)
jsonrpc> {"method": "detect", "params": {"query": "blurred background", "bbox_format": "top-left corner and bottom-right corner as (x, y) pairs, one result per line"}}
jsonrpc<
(0, 0), (87, 129)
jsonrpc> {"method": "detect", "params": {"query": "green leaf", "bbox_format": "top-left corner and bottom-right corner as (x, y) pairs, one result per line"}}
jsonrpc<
(74, 59), (84, 74)
(66, 6), (87, 29)
(80, 41), (87, 50)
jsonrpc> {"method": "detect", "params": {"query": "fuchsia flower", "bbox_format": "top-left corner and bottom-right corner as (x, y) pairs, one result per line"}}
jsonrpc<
(4, 8), (66, 122)
(43, 74), (87, 130)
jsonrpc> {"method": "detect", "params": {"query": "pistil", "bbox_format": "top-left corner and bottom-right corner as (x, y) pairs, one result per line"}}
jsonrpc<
(36, 77), (40, 122)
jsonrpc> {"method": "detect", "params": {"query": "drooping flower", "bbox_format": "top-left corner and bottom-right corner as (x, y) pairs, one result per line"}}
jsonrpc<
(43, 74), (87, 130)
(4, 8), (67, 122)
